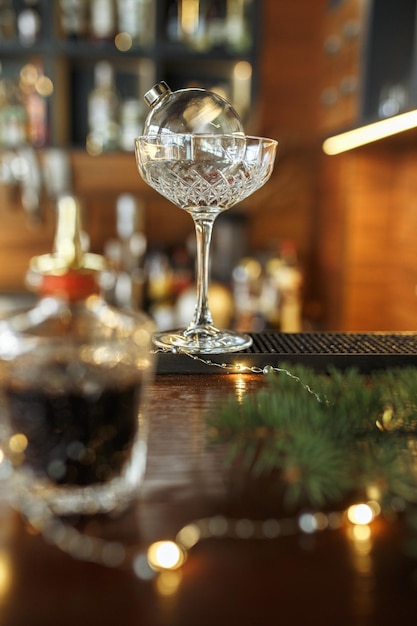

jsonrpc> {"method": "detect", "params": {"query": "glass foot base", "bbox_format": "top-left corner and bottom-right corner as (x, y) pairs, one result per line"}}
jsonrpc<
(152, 328), (252, 354)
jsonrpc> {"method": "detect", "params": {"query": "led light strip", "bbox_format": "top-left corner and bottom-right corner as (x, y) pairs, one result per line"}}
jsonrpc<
(322, 109), (417, 155)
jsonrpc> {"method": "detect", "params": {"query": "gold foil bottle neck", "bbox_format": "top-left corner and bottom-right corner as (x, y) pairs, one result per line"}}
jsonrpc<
(53, 194), (85, 270)
(31, 195), (106, 275)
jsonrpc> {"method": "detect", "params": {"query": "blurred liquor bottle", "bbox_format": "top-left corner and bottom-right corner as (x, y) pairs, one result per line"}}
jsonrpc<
(87, 60), (120, 154)
(233, 241), (303, 333)
(59, 0), (88, 39)
(103, 193), (147, 310)
(116, 0), (153, 46)
(15, 0), (41, 46)
(90, 0), (116, 40)
(0, 0), (16, 40)
(0, 75), (27, 147)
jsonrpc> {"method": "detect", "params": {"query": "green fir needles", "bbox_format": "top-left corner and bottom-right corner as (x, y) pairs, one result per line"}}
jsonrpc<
(207, 366), (417, 511)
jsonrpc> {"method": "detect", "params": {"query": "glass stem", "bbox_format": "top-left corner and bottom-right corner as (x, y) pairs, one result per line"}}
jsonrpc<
(189, 214), (217, 331)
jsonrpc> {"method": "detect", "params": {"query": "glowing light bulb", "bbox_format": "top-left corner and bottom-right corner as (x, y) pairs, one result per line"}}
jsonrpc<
(347, 503), (374, 525)
(147, 541), (185, 571)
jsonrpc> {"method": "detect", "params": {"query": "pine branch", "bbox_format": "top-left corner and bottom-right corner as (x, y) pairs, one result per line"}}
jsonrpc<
(206, 365), (417, 511)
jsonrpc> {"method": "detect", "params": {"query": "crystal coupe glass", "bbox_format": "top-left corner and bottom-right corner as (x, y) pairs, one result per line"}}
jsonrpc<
(135, 133), (277, 354)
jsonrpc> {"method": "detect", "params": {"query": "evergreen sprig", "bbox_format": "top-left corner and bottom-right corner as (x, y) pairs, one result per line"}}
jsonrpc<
(206, 365), (417, 511)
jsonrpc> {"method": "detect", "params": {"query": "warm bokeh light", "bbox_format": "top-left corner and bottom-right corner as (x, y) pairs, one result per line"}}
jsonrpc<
(233, 61), (252, 81)
(147, 541), (186, 571)
(9, 433), (28, 454)
(176, 523), (200, 550)
(115, 32), (132, 51)
(367, 500), (381, 517)
(19, 64), (54, 97)
(346, 504), (374, 572)
(233, 375), (247, 402)
(232, 363), (250, 373)
(366, 484), (382, 502)
(0, 551), (12, 597)
(36, 75), (54, 97)
(20, 63), (38, 86)
(351, 524), (372, 542)
(347, 503), (375, 525)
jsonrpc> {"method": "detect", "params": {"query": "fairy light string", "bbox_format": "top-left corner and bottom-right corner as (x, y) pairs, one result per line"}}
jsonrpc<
(152, 346), (323, 403)
(14, 481), (382, 576)
(6, 346), (417, 576)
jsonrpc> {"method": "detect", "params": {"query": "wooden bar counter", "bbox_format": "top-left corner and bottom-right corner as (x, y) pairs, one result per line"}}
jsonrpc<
(0, 373), (416, 626)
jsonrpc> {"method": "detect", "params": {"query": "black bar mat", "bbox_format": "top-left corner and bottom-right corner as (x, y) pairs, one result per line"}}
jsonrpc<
(155, 331), (417, 374)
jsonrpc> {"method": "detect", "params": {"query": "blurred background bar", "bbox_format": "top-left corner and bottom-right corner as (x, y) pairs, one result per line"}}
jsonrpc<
(1, 0), (417, 334)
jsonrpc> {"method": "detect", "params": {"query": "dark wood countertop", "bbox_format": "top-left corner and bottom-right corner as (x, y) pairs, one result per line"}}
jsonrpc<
(1, 373), (417, 626)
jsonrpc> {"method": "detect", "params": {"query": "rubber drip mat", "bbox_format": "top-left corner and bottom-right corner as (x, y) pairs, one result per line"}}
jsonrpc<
(155, 332), (417, 374)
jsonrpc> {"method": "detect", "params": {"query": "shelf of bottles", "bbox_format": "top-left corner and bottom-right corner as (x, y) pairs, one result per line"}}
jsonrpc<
(0, 0), (260, 152)
(103, 196), (304, 336)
